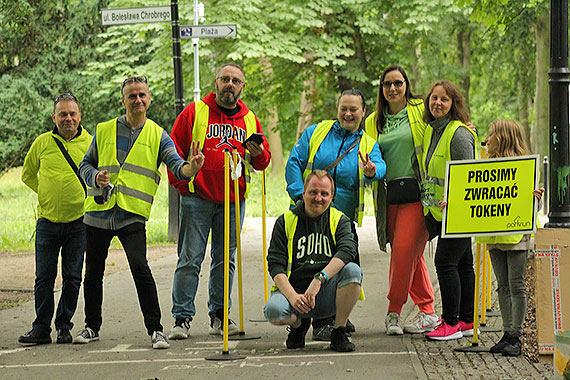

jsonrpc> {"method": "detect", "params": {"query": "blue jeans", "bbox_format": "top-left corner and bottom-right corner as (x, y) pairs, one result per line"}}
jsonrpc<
(263, 262), (362, 322)
(171, 193), (245, 319)
(33, 217), (85, 333)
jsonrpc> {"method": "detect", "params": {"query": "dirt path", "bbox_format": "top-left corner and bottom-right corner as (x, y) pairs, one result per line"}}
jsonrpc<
(0, 245), (176, 309)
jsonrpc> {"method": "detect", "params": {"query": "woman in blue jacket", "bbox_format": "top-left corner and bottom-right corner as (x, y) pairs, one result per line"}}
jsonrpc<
(285, 88), (386, 340)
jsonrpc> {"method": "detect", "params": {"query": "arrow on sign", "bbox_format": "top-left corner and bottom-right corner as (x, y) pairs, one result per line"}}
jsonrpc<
(180, 24), (237, 39)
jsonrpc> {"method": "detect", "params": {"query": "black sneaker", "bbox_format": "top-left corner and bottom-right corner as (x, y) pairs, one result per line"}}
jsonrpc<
(286, 318), (311, 349)
(490, 332), (510, 353)
(56, 329), (72, 344)
(345, 319), (356, 333)
(18, 329), (52, 345)
(502, 335), (522, 357)
(330, 326), (355, 352)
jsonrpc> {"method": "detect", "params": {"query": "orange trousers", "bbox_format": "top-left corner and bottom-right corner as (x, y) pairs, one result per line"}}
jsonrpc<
(386, 202), (435, 315)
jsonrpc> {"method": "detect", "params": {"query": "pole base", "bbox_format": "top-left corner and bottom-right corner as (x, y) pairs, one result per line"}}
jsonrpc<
(205, 351), (246, 361)
(455, 343), (490, 353)
(229, 332), (262, 340)
(484, 310), (500, 317)
(480, 326), (502, 332)
(249, 317), (268, 322)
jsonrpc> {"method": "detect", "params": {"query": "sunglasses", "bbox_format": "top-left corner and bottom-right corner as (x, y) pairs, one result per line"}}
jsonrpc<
(381, 80), (405, 89)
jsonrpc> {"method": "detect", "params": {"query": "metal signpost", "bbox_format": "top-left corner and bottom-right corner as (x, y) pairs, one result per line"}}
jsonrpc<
(101, 2), (237, 240)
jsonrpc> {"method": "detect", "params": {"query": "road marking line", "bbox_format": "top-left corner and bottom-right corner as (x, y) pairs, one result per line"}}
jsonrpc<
(0, 348), (28, 356)
(1, 351), (413, 369)
(89, 344), (148, 353)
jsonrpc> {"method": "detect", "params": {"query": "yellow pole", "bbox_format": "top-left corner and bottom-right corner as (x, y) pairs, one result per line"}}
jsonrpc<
(261, 170), (269, 303)
(223, 149), (230, 353)
(471, 243), (482, 344)
(485, 245), (492, 311)
(232, 149), (245, 333)
(481, 242), (487, 325)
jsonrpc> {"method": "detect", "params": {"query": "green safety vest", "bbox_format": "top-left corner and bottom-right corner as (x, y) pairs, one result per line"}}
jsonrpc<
(85, 118), (162, 220)
(190, 100), (258, 198)
(271, 207), (364, 300)
(365, 98), (427, 213)
(422, 119), (478, 221)
(304, 120), (377, 227)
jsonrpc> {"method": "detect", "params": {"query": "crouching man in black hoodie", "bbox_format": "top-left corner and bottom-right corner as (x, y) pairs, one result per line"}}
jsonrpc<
(264, 170), (362, 352)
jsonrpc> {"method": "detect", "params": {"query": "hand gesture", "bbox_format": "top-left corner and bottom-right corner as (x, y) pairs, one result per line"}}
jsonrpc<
(289, 293), (311, 314)
(359, 151), (376, 178)
(533, 188), (545, 201)
(303, 279), (322, 309)
(246, 140), (264, 157)
(439, 200), (448, 212)
(96, 169), (110, 188)
(182, 141), (205, 178)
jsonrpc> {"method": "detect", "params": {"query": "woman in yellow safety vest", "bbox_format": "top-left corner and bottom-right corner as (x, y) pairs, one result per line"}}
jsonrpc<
(364, 65), (438, 336)
(477, 119), (543, 356)
(421, 80), (478, 341)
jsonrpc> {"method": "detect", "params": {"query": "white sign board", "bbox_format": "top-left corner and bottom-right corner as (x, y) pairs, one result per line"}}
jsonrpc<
(180, 24), (237, 39)
(101, 6), (171, 26)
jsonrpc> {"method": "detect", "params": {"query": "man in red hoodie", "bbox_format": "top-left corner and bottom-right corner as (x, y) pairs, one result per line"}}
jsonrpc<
(168, 63), (271, 339)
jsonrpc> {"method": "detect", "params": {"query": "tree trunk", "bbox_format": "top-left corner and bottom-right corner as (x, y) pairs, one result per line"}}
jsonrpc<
(296, 74), (316, 141)
(258, 57), (284, 175)
(457, 28), (472, 111)
(518, 81), (532, 149)
(533, 7), (550, 158)
(264, 107), (284, 176)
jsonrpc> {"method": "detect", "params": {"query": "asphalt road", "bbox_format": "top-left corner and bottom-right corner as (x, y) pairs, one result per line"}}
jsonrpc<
(0, 216), (433, 380)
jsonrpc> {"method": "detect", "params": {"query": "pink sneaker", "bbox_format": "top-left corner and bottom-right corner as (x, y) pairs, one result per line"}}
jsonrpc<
(458, 321), (479, 337)
(425, 320), (463, 341)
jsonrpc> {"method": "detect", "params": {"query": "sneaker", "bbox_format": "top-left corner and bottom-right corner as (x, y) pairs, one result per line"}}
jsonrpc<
(151, 331), (170, 349)
(385, 312), (403, 335)
(168, 317), (192, 340)
(209, 314), (239, 336)
(73, 327), (99, 344)
(56, 329), (72, 344)
(490, 332), (510, 353)
(404, 312), (439, 334)
(18, 329), (51, 345)
(425, 320), (463, 341)
(330, 326), (355, 352)
(312, 324), (333, 341)
(502, 335), (522, 357)
(458, 320), (479, 337)
(345, 319), (356, 333)
(286, 318), (311, 349)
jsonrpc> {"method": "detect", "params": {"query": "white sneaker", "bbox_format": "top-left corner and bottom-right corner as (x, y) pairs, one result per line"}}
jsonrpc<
(404, 312), (439, 334)
(168, 318), (191, 340)
(73, 327), (99, 344)
(151, 331), (170, 349)
(209, 316), (240, 336)
(385, 312), (403, 335)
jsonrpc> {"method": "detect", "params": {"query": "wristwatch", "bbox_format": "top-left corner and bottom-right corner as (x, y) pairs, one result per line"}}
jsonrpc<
(314, 271), (327, 284)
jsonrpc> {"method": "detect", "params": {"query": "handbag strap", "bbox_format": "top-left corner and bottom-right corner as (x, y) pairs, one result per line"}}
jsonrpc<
(324, 135), (361, 172)
(52, 136), (87, 197)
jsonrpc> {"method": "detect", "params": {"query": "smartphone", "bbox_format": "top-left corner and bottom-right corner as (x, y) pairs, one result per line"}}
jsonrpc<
(242, 132), (264, 148)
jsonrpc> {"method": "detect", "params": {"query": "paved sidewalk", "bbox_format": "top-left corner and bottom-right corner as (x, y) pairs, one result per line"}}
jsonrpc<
(0, 216), (555, 379)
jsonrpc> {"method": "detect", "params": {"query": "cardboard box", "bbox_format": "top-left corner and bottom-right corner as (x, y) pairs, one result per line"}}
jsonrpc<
(535, 228), (570, 355)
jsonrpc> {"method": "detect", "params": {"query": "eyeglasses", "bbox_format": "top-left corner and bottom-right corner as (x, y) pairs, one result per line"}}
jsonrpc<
(54, 92), (78, 105)
(122, 76), (148, 90)
(217, 76), (244, 86)
(381, 80), (405, 89)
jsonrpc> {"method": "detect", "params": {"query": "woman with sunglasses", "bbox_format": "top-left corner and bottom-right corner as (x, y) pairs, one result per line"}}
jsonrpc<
(285, 88), (386, 341)
(365, 65), (438, 336)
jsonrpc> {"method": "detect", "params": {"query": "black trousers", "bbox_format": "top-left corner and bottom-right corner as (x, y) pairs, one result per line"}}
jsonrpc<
(83, 222), (163, 335)
(426, 214), (475, 326)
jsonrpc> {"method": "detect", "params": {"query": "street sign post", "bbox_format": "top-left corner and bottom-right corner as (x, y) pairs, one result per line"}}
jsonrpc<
(180, 24), (237, 39)
(101, 6), (171, 26)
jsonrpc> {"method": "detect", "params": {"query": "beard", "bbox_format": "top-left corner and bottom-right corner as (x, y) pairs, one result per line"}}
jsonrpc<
(216, 87), (242, 108)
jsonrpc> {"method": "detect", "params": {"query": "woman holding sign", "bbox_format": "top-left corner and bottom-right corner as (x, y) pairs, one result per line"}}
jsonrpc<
(364, 65), (438, 336)
(477, 120), (543, 356)
(421, 80), (477, 341)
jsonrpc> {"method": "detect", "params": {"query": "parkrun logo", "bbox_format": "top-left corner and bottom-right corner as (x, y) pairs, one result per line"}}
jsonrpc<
(206, 123), (247, 149)
(505, 215), (531, 230)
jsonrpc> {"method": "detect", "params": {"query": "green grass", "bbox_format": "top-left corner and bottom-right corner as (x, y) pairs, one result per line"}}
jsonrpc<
(0, 165), (375, 253)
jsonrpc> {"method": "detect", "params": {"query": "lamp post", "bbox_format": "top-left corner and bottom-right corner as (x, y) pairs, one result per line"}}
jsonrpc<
(546, 0), (570, 228)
